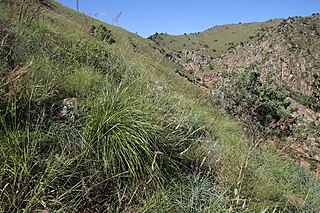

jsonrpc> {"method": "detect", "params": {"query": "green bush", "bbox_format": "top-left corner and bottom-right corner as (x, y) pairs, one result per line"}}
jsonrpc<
(215, 70), (292, 136)
(308, 72), (320, 112)
(94, 25), (115, 44)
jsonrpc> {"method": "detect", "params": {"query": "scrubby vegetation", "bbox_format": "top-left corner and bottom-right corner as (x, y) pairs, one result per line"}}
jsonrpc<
(0, 1), (319, 212)
(213, 69), (292, 136)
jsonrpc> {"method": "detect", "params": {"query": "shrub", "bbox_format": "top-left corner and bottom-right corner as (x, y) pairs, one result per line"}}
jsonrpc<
(308, 72), (320, 112)
(214, 70), (292, 136)
(94, 24), (115, 44)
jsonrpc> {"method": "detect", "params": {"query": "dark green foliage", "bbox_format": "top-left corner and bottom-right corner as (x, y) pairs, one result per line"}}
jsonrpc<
(94, 24), (115, 44)
(216, 70), (292, 136)
(56, 39), (111, 71)
(55, 38), (125, 83)
(308, 72), (320, 112)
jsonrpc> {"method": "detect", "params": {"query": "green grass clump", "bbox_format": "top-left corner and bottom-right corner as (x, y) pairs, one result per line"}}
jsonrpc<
(83, 81), (165, 183)
(136, 173), (222, 213)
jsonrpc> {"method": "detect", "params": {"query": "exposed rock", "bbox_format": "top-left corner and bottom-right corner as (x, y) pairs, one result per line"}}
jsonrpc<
(287, 136), (320, 178)
(196, 72), (223, 88)
(286, 97), (320, 125)
(181, 50), (211, 71)
(59, 98), (77, 121)
(161, 49), (211, 73)
(155, 85), (165, 93)
(215, 15), (320, 97)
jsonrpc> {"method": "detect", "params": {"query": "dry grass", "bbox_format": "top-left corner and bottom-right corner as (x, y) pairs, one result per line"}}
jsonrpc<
(2, 64), (29, 98)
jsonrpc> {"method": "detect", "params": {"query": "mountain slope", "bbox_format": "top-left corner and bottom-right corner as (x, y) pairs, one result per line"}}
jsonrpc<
(215, 14), (320, 99)
(155, 13), (320, 177)
(149, 19), (282, 59)
(147, 19), (283, 85)
(1, 1), (319, 212)
(212, 15), (320, 173)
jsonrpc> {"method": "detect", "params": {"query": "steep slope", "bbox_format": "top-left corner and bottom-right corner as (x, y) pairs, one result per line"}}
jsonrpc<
(215, 14), (320, 99)
(50, 0), (210, 102)
(211, 15), (320, 173)
(1, 1), (320, 212)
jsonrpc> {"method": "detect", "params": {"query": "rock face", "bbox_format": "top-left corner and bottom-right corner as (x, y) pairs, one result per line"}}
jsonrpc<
(180, 50), (211, 72)
(87, 25), (96, 35)
(284, 97), (320, 175)
(196, 72), (223, 88)
(163, 49), (211, 73)
(152, 47), (214, 88)
(215, 15), (320, 97)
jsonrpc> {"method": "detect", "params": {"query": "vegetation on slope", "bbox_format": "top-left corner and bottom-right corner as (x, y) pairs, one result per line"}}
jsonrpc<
(209, 14), (320, 175)
(0, 1), (319, 212)
(214, 14), (320, 104)
(153, 12), (320, 178)
(147, 19), (283, 86)
(148, 20), (282, 59)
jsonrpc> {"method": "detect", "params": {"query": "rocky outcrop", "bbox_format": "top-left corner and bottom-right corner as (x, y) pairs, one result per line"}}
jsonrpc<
(215, 14), (320, 97)
(163, 49), (211, 73)
(196, 72), (223, 88)
(87, 25), (96, 35)
(287, 136), (320, 179)
(180, 50), (211, 72)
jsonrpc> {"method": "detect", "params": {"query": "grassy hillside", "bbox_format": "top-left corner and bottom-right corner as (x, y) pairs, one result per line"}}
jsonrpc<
(0, 1), (319, 212)
(147, 19), (282, 83)
(149, 19), (282, 58)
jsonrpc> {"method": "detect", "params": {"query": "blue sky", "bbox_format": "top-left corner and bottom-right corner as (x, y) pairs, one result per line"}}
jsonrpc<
(56, 0), (320, 37)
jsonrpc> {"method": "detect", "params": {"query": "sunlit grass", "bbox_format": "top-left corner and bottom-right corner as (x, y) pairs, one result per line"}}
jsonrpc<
(0, 1), (319, 212)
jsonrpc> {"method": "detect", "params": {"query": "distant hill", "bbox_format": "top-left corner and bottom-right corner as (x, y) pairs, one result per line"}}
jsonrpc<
(215, 14), (320, 96)
(150, 14), (320, 105)
(148, 19), (282, 58)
